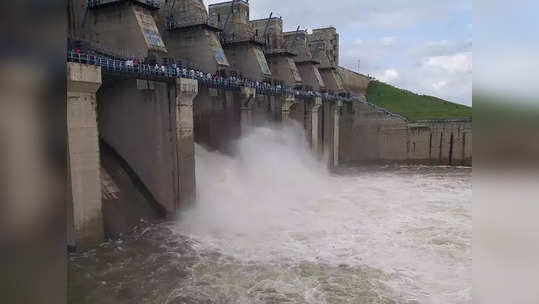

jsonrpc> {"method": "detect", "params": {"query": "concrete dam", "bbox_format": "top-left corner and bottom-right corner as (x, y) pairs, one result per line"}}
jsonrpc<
(66, 0), (472, 249)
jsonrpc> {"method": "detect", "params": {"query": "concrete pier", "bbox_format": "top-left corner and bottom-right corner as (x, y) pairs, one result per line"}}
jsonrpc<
(333, 100), (343, 167)
(98, 77), (198, 213)
(67, 62), (104, 248)
(310, 97), (323, 155)
(322, 100), (343, 168)
(240, 87), (256, 134)
(281, 94), (297, 122)
(175, 78), (198, 208)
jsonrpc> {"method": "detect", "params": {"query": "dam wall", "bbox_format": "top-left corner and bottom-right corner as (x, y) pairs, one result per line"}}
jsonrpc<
(339, 102), (472, 165)
(66, 0), (472, 249)
(97, 78), (198, 213)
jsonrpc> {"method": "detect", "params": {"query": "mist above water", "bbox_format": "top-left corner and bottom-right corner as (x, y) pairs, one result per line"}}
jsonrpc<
(172, 123), (472, 303)
(68, 124), (470, 304)
(179, 122), (332, 242)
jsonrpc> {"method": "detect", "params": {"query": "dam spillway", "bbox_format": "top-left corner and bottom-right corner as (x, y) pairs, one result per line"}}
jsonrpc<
(66, 0), (472, 251)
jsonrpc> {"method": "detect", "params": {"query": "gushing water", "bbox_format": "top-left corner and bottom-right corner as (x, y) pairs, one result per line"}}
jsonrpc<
(69, 123), (471, 304)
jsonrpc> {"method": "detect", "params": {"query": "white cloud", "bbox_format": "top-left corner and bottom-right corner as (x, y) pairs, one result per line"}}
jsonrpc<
(376, 69), (400, 83)
(380, 37), (396, 47)
(410, 40), (472, 57)
(204, 0), (471, 31)
(432, 80), (448, 90)
(202, 0), (473, 105)
(423, 52), (472, 73)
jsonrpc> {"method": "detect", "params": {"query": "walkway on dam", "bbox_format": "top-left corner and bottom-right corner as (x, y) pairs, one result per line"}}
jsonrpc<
(67, 48), (411, 121)
(68, 49), (352, 102)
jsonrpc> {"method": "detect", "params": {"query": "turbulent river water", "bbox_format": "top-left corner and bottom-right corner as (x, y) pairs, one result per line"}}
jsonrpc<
(69, 124), (471, 304)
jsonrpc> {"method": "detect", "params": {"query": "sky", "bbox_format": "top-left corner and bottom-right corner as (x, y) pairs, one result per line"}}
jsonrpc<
(204, 0), (473, 106)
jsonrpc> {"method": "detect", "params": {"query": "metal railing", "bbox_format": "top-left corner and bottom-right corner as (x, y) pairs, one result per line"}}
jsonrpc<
(87, 0), (160, 10)
(67, 48), (359, 103)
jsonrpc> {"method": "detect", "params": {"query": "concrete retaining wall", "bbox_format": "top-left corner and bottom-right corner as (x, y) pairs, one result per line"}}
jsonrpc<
(339, 102), (472, 165)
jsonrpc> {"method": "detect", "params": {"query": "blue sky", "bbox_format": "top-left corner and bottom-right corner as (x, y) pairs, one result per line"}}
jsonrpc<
(205, 0), (473, 106)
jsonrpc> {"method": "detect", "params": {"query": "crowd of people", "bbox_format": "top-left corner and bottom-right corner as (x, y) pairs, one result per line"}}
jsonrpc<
(69, 48), (349, 99)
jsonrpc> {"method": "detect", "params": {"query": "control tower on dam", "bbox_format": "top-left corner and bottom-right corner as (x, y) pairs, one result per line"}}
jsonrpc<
(250, 17), (303, 88)
(156, 0), (230, 74)
(284, 29), (326, 92)
(69, 0), (168, 59)
(307, 27), (345, 94)
(209, 0), (272, 81)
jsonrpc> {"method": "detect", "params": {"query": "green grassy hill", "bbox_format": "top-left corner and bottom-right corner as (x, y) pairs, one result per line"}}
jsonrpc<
(366, 81), (472, 121)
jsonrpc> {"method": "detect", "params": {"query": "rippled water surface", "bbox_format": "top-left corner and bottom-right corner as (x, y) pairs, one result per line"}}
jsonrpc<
(69, 126), (471, 304)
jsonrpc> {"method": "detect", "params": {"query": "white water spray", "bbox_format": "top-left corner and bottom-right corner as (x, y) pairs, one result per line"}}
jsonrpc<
(174, 123), (472, 304)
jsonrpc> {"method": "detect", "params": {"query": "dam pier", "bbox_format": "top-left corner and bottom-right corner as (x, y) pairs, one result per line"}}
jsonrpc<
(67, 0), (472, 249)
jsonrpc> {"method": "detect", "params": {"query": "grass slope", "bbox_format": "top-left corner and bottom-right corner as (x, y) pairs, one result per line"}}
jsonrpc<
(366, 80), (472, 121)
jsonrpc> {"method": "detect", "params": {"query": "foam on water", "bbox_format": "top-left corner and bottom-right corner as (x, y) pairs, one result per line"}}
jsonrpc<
(172, 123), (472, 304)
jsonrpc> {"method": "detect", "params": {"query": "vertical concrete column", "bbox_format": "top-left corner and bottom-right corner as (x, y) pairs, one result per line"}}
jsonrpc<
(225, 90), (235, 108)
(333, 100), (343, 167)
(240, 87), (256, 135)
(209, 88), (222, 111)
(281, 94), (297, 122)
(175, 78), (198, 208)
(322, 99), (343, 169)
(67, 62), (103, 248)
(269, 95), (280, 121)
(310, 97), (323, 155)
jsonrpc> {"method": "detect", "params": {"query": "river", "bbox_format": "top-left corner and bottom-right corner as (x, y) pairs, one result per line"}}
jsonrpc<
(69, 124), (471, 304)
